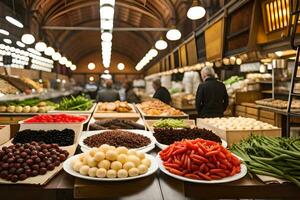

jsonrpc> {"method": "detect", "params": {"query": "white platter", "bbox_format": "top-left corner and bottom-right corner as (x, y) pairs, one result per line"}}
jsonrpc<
(156, 154), (247, 184)
(63, 153), (158, 181)
(155, 138), (228, 150)
(49, 103), (96, 114)
(79, 130), (157, 153)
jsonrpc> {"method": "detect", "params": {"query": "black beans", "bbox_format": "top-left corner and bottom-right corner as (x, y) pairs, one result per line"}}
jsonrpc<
(12, 129), (75, 146)
(153, 128), (222, 145)
(83, 130), (151, 149)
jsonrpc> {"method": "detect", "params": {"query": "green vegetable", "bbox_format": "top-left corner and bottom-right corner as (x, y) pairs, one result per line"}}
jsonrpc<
(56, 95), (93, 111)
(230, 135), (300, 187)
(153, 119), (189, 128)
(223, 76), (244, 85)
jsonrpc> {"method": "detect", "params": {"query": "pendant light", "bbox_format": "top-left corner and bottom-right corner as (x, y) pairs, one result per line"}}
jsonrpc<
(5, 16), (24, 28)
(45, 46), (55, 56)
(187, 0), (206, 20)
(52, 52), (62, 61)
(0, 29), (9, 36)
(155, 38), (168, 50)
(21, 34), (35, 45)
(117, 63), (125, 70)
(35, 42), (47, 52)
(16, 41), (25, 48)
(166, 27), (181, 41)
(70, 64), (77, 71)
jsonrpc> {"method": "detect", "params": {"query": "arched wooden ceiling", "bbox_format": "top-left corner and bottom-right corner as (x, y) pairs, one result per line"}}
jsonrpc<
(13, 0), (226, 72)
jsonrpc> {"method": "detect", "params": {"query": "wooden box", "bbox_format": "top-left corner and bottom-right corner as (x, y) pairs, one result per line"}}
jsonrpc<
(0, 125), (10, 145)
(196, 118), (281, 146)
(235, 105), (246, 113)
(246, 107), (258, 116)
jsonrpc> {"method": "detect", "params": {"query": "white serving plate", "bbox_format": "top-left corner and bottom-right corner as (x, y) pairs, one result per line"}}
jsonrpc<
(155, 139), (228, 150)
(79, 130), (157, 153)
(63, 153), (158, 181)
(156, 154), (247, 184)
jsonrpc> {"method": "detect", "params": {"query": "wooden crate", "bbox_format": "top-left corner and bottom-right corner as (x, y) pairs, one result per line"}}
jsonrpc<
(236, 111), (246, 117)
(235, 105), (246, 113)
(259, 117), (275, 125)
(246, 107), (258, 116)
(246, 113), (258, 120)
(260, 110), (275, 120)
(196, 118), (281, 146)
(0, 125), (10, 145)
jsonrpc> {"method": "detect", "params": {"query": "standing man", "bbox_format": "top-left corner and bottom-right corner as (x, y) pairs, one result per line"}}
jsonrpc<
(123, 81), (140, 103)
(152, 79), (171, 104)
(196, 66), (228, 118)
(96, 79), (120, 102)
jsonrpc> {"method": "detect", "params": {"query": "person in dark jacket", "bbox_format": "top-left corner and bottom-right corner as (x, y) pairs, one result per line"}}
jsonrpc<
(124, 81), (140, 103)
(96, 79), (120, 102)
(152, 79), (171, 104)
(196, 66), (228, 118)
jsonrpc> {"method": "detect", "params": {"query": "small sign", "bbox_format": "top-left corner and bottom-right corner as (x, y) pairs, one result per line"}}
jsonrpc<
(240, 62), (260, 72)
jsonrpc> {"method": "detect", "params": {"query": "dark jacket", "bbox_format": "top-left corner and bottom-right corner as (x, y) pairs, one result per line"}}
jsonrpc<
(96, 88), (120, 102)
(153, 87), (171, 104)
(196, 77), (228, 118)
(125, 88), (140, 103)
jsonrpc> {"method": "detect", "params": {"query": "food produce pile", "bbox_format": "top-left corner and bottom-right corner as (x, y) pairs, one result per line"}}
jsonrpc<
(21, 77), (43, 93)
(83, 130), (151, 149)
(255, 98), (300, 109)
(71, 145), (151, 178)
(0, 75), (42, 95)
(24, 114), (86, 123)
(97, 101), (132, 112)
(12, 129), (75, 146)
(201, 117), (277, 130)
(223, 76), (244, 86)
(0, 78), (20, 95)
(139, 100), (185, 116)
(56, 95), (93, 111)
(153, 119), (189, 128)
(0, 99), (57, 113)
(231, 136), (300, 187)
(0, 142), (68, 182)
(153, 128), (222, 145)
(89, 119), (144, 130)
(159, 139), (241, 180)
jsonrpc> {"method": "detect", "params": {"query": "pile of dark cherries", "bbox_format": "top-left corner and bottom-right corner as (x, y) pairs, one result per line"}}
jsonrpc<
(0, 142), (69, 182)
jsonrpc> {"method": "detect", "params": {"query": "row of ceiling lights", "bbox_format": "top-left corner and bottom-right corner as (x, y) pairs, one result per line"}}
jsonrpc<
(1, 16), (77, 71)
(135, 0), (206, 71)
(100, 0), (115, 69)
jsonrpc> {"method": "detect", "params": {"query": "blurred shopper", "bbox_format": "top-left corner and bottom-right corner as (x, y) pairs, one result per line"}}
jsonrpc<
(196, 67), (228, 118)
(152, 79), (171, 104)
(96, 79), (120, 102)
(124, 81), (140, 103)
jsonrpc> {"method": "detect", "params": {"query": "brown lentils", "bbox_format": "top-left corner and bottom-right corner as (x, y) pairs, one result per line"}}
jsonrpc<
(83, 130), (151, 149)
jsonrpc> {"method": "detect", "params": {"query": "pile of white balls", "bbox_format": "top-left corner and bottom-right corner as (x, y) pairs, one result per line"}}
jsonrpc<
(202, 117), (276, 130)
(72, 144), (151, 178)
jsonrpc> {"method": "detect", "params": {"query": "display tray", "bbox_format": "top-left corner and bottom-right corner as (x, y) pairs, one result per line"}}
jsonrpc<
(196, 118), (281, 147)
(79, 130), (156, 153)
(136, 105), (189, 119)
(63, 153), (158, 181)
(93, 103), (140, 119)
(156, 154), (247, 184)
(155, 138), (227, 150)
(145, 119), (195, 132)
(87, 117), (146, 131)
(49, 103), (96, 114)
(255, 98), (300, 110)
(18, 114), (90, 142)
(0, 140), (77, 185)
